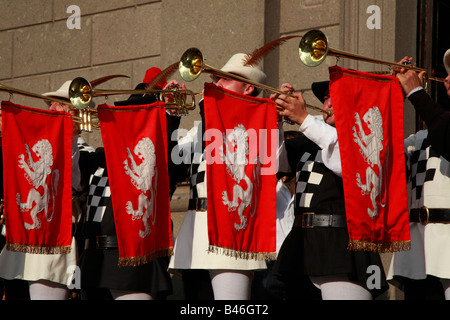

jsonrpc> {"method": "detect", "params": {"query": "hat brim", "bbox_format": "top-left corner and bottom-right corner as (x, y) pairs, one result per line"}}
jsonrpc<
(42, 91), (68, 98)
(311, 81), (329, 104)
(220, 67), (266, 85)
(42, 95), (70, 106)
(444, 49), (450, 74)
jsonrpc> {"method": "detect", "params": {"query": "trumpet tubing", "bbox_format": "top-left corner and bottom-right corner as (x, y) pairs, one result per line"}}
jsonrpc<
(298, 29), (447, 88)
(73, 108), (99, 132)
(0, 83), (70, 106)
(178, 48), (332, 116)
(69, 77), (197, 115)
(0, 83), (98, 132)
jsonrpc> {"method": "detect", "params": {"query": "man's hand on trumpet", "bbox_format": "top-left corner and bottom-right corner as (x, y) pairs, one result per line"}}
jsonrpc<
(162, 79), (186, 116)
(395, 56), (427, 97)
(271, 83), (308, 126)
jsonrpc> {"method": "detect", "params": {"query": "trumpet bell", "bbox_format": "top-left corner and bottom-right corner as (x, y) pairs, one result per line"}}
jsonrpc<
(298, 29), (329, 67)
(179, 48), (204, 82)
(69, 77), (93, 110)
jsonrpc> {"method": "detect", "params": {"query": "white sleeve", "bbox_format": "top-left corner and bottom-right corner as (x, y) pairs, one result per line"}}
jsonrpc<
(299, 115), (342, 177)
(406, 86), (424, 98)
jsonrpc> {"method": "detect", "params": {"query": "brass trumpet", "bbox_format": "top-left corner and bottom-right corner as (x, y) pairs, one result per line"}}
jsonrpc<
(0, 83), (99, 132)
(69, 77), (197, 115)
(179, 48), (333, 116)
(298, 29), (447, 87)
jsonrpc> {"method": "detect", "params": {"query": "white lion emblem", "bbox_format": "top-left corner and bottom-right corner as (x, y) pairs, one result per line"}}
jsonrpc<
(352, 107), (387, 218)
(124, 137), (157, 238)
(16, 139), (59, 230)
(221, 124), (260, 231)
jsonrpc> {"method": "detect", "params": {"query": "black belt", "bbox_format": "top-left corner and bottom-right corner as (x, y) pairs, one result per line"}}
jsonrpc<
(188, 198), (207, 211)
(294, 212), (347, 229)
(409, 207), (450, 225)
(85, 235), (118, 250)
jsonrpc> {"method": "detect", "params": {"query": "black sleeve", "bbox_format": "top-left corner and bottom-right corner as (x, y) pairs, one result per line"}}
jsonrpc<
(283, 133), (309, 175)
(166, 113), (190, 197)
(78, 147), (106, 191)
(409, 89), (450, 161)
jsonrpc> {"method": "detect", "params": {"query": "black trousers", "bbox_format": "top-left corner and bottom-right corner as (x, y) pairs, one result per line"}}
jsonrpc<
(403, 275), (445, 300)
(181, 269), (214, 300)
(0, 279), (30, 300)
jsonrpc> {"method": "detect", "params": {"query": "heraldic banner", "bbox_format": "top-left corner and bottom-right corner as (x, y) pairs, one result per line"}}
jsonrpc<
(203, 83), (277, 260)
(2, 101), (73, 254)
(97, 102), (172, 266)
(329, 66), (411, 253)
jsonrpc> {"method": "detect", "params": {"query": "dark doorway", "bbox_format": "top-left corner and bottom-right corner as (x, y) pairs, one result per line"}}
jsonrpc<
(416, 0), (450, 129)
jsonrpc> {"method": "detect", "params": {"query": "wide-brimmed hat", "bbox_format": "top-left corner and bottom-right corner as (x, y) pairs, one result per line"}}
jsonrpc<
(42, 81), (72, 104)
(311, 81), (329, 103)
(444, 49), (450, 74)
(216, 53), (266, 94)
(43, 80), (97, 108)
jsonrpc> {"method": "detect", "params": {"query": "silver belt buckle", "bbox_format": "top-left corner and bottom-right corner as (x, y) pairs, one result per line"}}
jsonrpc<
(301, 212), (315, 228)
(419, 206), (429, 226)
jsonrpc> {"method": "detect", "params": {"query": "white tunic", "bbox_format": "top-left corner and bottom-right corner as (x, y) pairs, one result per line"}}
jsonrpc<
(169, 122), (267, 272)
(388, 130), (450, 281)
(0, 236), (78, 285)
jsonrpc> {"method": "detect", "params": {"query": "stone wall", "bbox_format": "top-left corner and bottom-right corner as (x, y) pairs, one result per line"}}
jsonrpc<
(0, 0), (418, 144)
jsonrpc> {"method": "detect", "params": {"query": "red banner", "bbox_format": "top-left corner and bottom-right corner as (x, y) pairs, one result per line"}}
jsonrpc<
(97, 102), (172, 266)
(2, 101), (73, 254)
(203, 83), (277, 260)
(329, 66), (410, 252)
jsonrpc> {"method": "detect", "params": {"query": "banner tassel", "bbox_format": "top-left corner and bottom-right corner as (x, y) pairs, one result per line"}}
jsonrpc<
(208, 245), (277, 261)
(347, 240), (411, 253)
(6, 242), (72, 255)
(118, 247), (174, 267)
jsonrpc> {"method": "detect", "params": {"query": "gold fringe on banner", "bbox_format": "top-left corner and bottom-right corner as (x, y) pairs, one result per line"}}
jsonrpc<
(347, 239), (411, 253)
(6, 242), (71, 254)
(208, 245), (277, 262)
(118, 247), (174, 267)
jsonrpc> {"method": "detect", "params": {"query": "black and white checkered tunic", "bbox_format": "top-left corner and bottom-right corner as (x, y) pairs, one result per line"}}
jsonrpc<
(76, 138), (113, 236)
(274, 128), (388, 296)
(77, 137), (95, 153)
(405, 129), (450, 209)
(76, 137), (109, 225)
(189, 157), (206, 199)
(388, 106), (450, 281)
(86, 167), (110, 224)
(284, 134), (345, 214)
(174, 121), (207, 200)
(295, 151), (325, 208)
